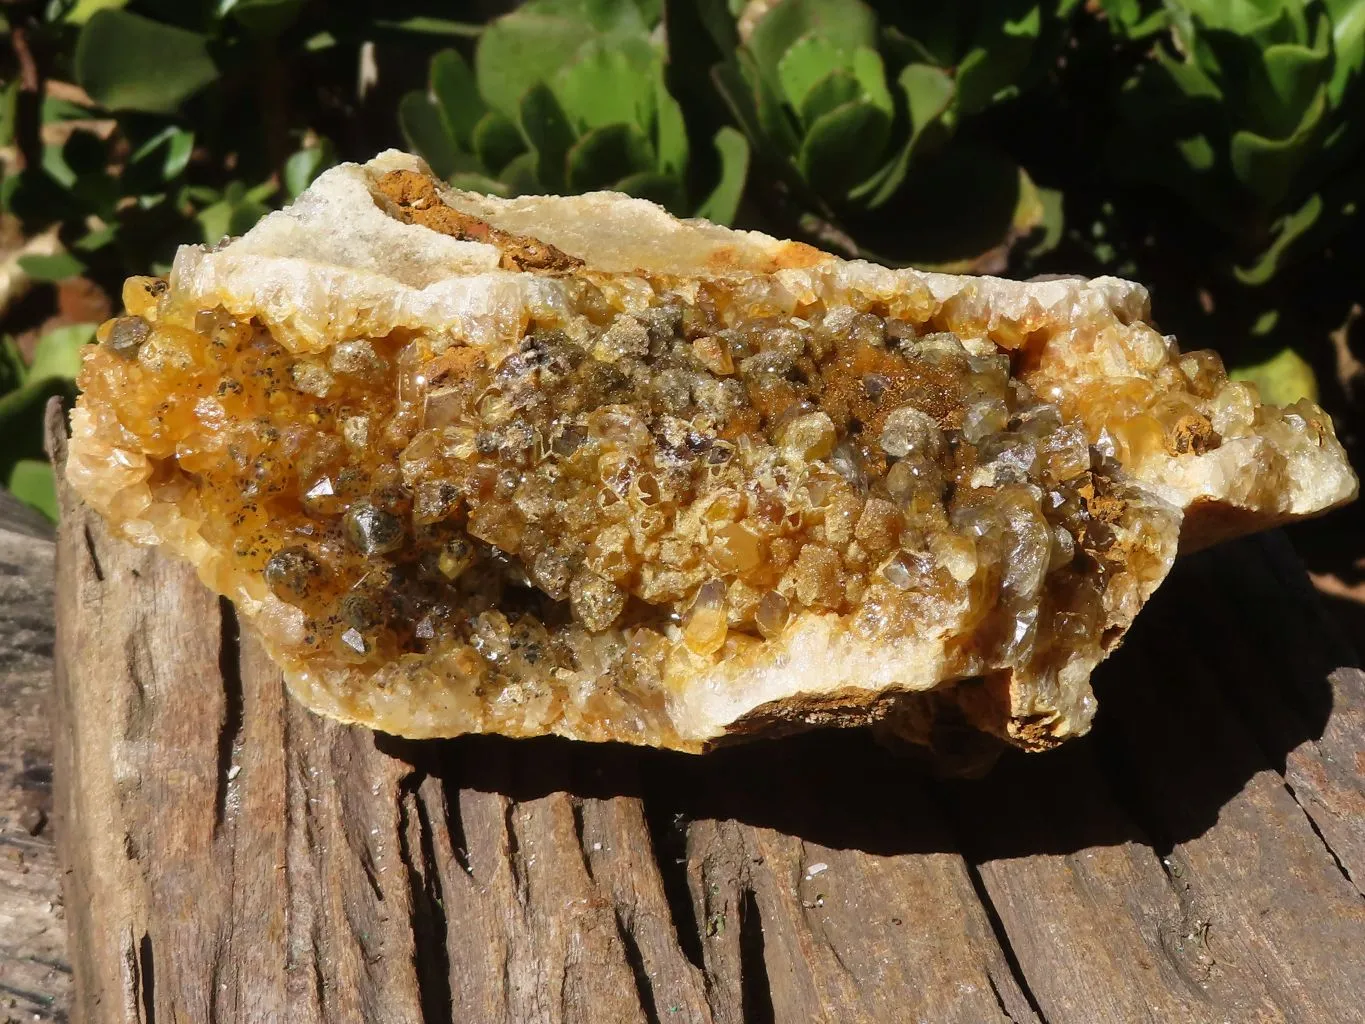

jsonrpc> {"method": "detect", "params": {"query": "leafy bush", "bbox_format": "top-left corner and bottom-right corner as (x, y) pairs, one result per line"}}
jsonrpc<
(398, 0), (749, 222)
(3, 0), (1364, 519)
(1103, 0), (1365, 286)
(700, 0), (1076, 266)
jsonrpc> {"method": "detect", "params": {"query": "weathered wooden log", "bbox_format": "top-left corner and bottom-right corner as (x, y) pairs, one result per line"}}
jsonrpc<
(0, 488), (69, 1024)
(45, 398), (1365, 1023)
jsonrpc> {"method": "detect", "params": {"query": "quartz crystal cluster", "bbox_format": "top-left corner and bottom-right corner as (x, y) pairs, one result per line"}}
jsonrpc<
(67, 152), (1357, 756)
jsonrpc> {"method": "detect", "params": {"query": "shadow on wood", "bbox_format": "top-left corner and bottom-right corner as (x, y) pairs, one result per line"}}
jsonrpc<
(379, 537), (1353, 862)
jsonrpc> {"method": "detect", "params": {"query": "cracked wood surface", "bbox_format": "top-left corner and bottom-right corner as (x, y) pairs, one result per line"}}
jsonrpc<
(0, 490), (69, 1024)
(34, 400), (1365, 1023)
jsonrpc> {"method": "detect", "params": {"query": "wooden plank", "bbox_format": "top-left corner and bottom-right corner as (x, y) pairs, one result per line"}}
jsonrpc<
(944, 741), (1230, 1024)
(42, 397), (1365, 1023)
(1292, 663), (1365, 891)
(667, 737), (1039, 1024)
(0, 491), (69, 1024)
(942, 535), (1365, 1023)
(1196, 533), (1365, 892)
(1092, 549), (1365, 1024)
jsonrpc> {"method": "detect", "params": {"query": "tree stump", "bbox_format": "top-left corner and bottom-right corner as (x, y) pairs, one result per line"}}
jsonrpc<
(47, 401), (1365, 1023)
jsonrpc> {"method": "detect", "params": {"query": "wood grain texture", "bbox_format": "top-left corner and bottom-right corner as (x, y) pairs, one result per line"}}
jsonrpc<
(1197, 532), (1365, 893)
(945, 538), (1365, 1024)
(0, 491), (69, 1024)
(43, 399), (1365, 1024)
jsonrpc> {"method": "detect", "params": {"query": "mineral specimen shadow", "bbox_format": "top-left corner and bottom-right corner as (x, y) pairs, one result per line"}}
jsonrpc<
(377, 531), (1349, 865)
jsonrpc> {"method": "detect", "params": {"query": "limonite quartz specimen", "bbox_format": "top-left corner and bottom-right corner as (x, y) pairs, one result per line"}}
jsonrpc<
(68, 151), (1357, 758)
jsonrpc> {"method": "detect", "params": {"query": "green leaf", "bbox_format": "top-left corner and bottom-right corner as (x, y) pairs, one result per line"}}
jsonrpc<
(18, 251), (87, 282)
(849, 63), (954, 210)
(1099, 0), (1168, 38)
(499, 151), (542, 194)
(476, 9), (599, 118)
(1327, 0), (1365, 103)
(399, 92), (461, 180)
(1229, 89), (1328, 205)
(1024, 184), (1066, 258)
(1261, 39), (1331, 125)
(431, 50), (486, 151)
(652, 69), (688, 177)
(370, 16), (484, 38)
(41, 96), (97, 123)
(1229, 347), (1317, 406)
(1175, 133), (1216, 172)
(520, 82), (577, 192)
(878, 22), (939, 67)
(181, 184), (221, 205)
(740, 48), (803, 160)
(631, 0), (663, 24)
(196, 186), (272, 245)
(1152, 45), (1223, 104)
(163, 127), (195, 178)
(472, 111), (526, 175)
(243, 180), (278, 205)
(849, 47), (893, 115)
(566, 123), (654, 192)
(0, 382), (44, 427)
(231, 200), (271, 237)
(41, 134), (90, 189)
(1237, 17), (1332, 140)
(799, 69), (862, 126)
(75, 10), (217, 114)
(553, 43), (656, 133)
(0, 79), (18, 150)
(797, 98), (890, 199)
(902, 62), (957, 135)
(74, 223), (118, 252)
(228, 0), (304, 37)
(776, 33), (847, 111)
(1003, 4), (1044, 40)
(7, 461), (58, 521)
(954, 8), (1042, 115)
(581, 0), (652, 32)
(0, 337), (25, 392)
(695, 125), (749, 225)
(130, 125), (195, 180)
(1235, 191), (1322, 284)
(284, 141), (335, 199)
(746, 0), (878, 78)
(62, 0), (128, 24)
(29, 323), (97, 384)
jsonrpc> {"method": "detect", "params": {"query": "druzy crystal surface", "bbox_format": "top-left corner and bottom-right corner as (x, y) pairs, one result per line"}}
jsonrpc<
(67, 152), (1357, 756)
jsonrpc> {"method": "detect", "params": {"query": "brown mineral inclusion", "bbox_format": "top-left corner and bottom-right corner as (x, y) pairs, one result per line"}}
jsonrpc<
(67, 151), (1358, 758)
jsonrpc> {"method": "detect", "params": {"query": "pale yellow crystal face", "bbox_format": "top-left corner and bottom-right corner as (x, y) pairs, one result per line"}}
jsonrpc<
(66, 156), (1354, 756)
